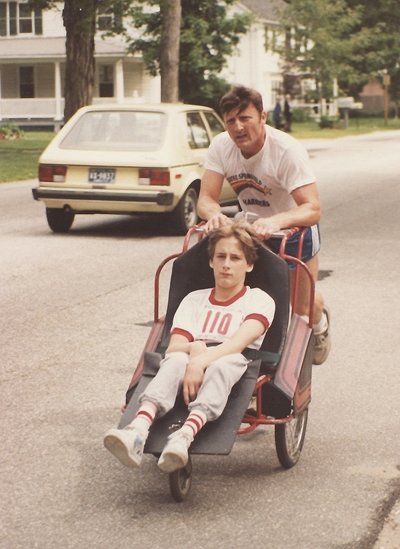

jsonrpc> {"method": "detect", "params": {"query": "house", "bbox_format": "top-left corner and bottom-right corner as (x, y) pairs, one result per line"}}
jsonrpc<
(225, 0), (286, 112)
(359, 81), (384, 114)
(0, 1), (160, 129)
(0, 0), (286, 129)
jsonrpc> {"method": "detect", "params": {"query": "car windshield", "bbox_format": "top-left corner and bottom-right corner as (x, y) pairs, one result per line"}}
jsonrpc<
(60, 110), (167, 151)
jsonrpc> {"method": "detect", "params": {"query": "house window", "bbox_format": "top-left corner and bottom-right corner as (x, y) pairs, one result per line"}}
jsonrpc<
(0, 2), (42, 36)
(264, 25), (269, 51)
(97, 1), (122, 31)
(99, 65), (114, 97)
(0, 3), (6, 36)
(97, 8), (113, 31)
(19, 4), (33, 33)
(20, 66), (34, 98)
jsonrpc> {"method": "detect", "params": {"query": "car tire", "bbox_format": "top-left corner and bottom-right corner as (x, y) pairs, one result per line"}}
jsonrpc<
(172, 186), (199, 234)
(46, 208), (75, 233)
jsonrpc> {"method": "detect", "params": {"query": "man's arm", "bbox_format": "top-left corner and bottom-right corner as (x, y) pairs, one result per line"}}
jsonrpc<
(252, 182), (321, 239)
(197, 169), (232, 232)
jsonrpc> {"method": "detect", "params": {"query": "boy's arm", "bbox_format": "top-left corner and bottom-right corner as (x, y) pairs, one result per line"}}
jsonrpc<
(183, 318), (267, 404)
(166, 333), (207, 356)
(189, 318), (266, 370)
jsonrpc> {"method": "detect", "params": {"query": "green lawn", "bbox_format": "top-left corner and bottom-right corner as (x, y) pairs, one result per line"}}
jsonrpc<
(0, 131), (54, 183)
(1, 118), (400, 183)
(291, 116), (400, 139)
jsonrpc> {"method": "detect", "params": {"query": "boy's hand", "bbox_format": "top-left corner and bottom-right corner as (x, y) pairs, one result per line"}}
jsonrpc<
(183, 361), (205, 405)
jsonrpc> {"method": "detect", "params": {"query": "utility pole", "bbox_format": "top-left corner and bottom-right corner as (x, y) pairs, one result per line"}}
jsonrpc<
(383, 73), (391, 126)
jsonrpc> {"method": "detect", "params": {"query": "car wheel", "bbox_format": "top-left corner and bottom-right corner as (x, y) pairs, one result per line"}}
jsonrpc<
(46, 208), (75, 233)
(172, 186), (199, 234)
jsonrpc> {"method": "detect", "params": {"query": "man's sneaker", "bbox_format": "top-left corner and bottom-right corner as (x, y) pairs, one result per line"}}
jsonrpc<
(103, 426), (146, 468)
(157, 430), (192, 473)
(313, 307), (331, 365)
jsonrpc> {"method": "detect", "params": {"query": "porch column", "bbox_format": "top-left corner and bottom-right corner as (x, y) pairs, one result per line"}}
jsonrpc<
(54, 61), (63, 122)
(114, 59), (124, 103)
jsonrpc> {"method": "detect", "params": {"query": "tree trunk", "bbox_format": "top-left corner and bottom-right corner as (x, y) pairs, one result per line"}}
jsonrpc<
(62, 0), (96, 122)
(160, 0), (181, 103)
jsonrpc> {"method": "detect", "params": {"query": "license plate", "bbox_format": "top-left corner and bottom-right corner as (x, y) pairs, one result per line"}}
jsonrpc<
(88, 168), (116, 184)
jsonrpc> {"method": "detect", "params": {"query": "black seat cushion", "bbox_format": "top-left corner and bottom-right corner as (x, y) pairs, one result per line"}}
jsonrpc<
(157, 237), (290, 365)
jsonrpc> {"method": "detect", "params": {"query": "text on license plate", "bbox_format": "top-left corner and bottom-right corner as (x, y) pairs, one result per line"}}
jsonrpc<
(88, 168), (116, 184)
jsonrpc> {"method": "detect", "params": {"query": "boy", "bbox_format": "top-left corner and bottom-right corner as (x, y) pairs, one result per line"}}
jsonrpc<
(103, 222), (275, 473)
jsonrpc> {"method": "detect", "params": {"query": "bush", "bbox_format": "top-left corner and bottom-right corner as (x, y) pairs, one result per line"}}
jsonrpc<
(0, 124), (23, 140)
(319, 116), (340, 129)
(292, 108), (312, 123)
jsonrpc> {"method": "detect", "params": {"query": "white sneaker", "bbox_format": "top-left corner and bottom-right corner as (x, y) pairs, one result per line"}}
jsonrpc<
(103, 426), (146, 468)
(157, 430), (192, 473)
(313, 307), (331, 365)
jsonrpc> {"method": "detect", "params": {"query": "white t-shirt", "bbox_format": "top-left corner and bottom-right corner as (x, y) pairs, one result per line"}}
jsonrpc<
(171, 286), (275, 350)
(205, 126), (316, 218)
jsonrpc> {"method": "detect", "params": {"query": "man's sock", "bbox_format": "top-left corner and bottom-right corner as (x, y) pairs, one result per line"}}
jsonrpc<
(313, 310), (328, 334)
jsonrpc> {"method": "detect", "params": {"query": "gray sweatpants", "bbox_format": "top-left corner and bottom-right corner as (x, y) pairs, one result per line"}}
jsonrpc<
(139, 351), (248, 422)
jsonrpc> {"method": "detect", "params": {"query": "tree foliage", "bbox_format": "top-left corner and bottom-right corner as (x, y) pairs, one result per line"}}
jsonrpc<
(278, 0), (400, 106)
(343, 0), (400, 105)
(277, 0), (361, 100)
(124, 0), (252, 109)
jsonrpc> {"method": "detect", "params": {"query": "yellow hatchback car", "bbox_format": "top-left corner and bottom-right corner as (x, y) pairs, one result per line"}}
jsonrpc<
(32, 103), (237, 234)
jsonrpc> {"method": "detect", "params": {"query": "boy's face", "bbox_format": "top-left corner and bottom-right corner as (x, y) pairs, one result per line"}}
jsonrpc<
(210, 236), (253, 293)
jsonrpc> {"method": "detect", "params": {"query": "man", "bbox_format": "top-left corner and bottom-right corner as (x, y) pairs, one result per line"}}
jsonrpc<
(284, 94), (292, 132)
(104, 222), (275, 473)
(197, 85), (330, 365)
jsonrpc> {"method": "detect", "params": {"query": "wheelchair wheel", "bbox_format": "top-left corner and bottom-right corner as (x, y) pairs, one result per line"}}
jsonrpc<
(168, 456), (192, 502)
(274, 408), (308, 469)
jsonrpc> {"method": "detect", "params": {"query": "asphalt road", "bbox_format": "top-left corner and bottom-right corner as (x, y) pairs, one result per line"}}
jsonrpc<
(1, 131), (400, 549)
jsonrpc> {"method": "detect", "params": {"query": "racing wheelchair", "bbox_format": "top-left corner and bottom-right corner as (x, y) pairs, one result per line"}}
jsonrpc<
(117, 224), (315, 501)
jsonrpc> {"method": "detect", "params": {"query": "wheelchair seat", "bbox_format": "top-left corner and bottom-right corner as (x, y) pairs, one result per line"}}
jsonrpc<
(156, 236), (290, 371)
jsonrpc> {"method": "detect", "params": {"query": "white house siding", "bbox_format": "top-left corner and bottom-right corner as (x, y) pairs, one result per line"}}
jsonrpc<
(41, 3), (64, 36)
(36, 63), (55, 97)
(1, 64), (17, 97)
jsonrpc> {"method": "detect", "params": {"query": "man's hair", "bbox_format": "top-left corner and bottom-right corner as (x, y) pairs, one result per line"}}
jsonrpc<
(219, 85), (264, 117)
(207, 221), (262, 265)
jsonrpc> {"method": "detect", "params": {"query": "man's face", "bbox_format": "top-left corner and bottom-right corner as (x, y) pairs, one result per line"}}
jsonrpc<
(210, 236), (253, 293)
(222, 103), (266, 158)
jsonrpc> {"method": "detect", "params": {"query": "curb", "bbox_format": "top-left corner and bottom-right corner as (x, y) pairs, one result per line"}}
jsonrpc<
(374, 498), (400, 549)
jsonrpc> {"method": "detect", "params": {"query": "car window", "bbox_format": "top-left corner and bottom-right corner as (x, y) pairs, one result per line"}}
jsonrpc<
(60, 111), (167, 151)
(203, 112), (225, 137)
(186, 112), (210, 149)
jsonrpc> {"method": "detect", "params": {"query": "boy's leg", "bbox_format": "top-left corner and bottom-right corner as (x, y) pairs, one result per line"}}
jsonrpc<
(103, 401), (158, 468)
(157, 354), (247, 472)
(104, 352), (188, 468)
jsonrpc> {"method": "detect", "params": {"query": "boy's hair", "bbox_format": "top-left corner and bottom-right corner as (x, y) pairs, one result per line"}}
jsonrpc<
(219, 85), (264, 117)
(207, 221), (262, 265)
